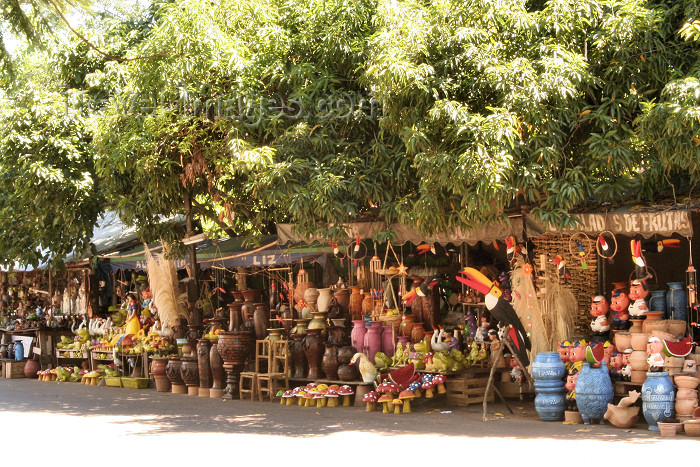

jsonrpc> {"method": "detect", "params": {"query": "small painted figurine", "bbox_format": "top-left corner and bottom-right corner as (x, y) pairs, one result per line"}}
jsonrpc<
(628, 279), (649, 320)
(558, 340), (571, 368)
(124, 293), (141, 336)
(610, 288), (630, 330)
(646, 336), (665, 371)
(565, 368), (579, 411)
(509, 354), (524, 383)
(608, 351), (623, 381)
(569, 340), (588, 369)
(444, 331), (460, 351)
(590, 296), (610, 336)
(620, 348), (633, 381)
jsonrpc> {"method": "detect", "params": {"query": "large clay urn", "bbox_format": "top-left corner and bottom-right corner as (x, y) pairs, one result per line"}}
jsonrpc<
(151, 357), (171, 392)
(351, 320), (367, 353)
(166, 357), (186, 394)
(361, 292), (374, 317)
(411, 322), (426, 344)
(209, 338), (225, 398)
(180, 356), (200, 396)
(217, 331), (254, 399)
(349, 287), (364, 320)
(227, 302), (243, 331)
(290, 333), (308, 379)
(23, 359), (40, 379)
(253, 302), (269, 340)
(197, 339), (212, 397)
(317, 288), (333, 313)
(302, 328), (325, 380)
(333, 287), (350, 317)
(322, 343), (340, 380)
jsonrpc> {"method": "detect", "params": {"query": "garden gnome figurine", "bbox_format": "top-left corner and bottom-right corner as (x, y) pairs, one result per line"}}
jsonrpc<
(590, 296), (610, 336)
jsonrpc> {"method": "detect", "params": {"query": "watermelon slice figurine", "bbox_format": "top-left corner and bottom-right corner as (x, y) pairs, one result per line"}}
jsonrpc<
(661, 337), (694, 358)
(585, 343), (606, 366)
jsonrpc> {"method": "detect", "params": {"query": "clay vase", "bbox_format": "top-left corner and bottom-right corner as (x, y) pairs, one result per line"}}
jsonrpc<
(363, 322), (383, 364)
(241, 301), (256, 334)
(180, 357), (200, 396)
(613, 332), (632, 351)
(327, 325), (347, 347)
(253, 302), (269, 340)
(361, 292), (374, 317)
(217, 331), (254, 399)
(628, 319), (643, 334)
(166, 357), (186, 394)
(642, 371), (675, 430)
(349, 287), (364, 320)
(197, 339), (212, 397)
(382, 325), (396, 358)
(290, 333), (308, 379)
(23, 359), (40, 379)
(317, 288), (333, 313)
(185, 325), (201, 358)
(649, 290), (666, 314)
(399, 315), (415, 337)
(411, 322), (426, 344)
(151, 357), (171, 393)
(209, 339), (225, 398)
(322, 343), (340, 380)
(337, 363), (358, 382)
(666, 282), (687, 321)
(531, 352), (567, 421)
(308, 311), (329, 338)
(575, 363), (614, 425)
(304, 287), (320, 311)
(227, 302), (243, 332)
(351, 320), (367, 353)
(333, 287), (350, 317)
(337, 346), (357, 365)
(302, 328), (324, 380)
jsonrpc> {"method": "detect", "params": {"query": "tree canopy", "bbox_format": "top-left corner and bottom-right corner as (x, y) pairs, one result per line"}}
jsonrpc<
(1, 0), (700, 267)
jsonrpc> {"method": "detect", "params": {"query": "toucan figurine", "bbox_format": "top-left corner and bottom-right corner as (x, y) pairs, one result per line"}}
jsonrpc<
(641, 238), (681, 253)
(505, 236), (525, 264)
(417, 243), (436, 255)
(456, 267), (531, 367)
(631, 239), (651, 280)
(551, 255), (571, 283)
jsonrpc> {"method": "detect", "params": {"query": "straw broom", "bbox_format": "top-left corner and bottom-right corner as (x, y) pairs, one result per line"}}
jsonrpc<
(541, 277), (577, 349)
(510, 259), (547, 364)
(145, 245), (189, 332)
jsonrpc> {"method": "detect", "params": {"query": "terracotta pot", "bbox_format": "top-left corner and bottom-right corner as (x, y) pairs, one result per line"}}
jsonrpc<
(668, 320), (687, 340)
(227, 302), (243, 331)
(361, 292), (374, 317)
(675, 398), (698, 416)
(23, 359), (40, 379)
(302, 328), (324, 380)
(322, 343), (340, 380)
(630, 350), (648, 371)
(628, 319), (643, 333)
(676, 388), (697, 400)
(242, 289), (263, 302)
(209, 339), (225, 398)
(337, 363), (358, 381)
(642, 319), (667, 334)
(180, 357), (200, 396)
(399, 315), (415, 337)
(683, 419), (700, 436)
(658, 422), (679, 437)
(630, 333), (649, 351)
(317, 288), (332, 313)
(197, 339), (212, 396)
(166, 357), (186, 394)
(290, 333), (307, 379)
(645, 311), (665, 321)
(333, 288), (350, 317)
(349, 287), (364, 320)
(630, 370), (647, 383)
(411, 322), (425, 344)
(613, 332), (632, 351)
(253, 302), (269, 340)
(651, 329), (677, 342)
(151, 358), (171, 392)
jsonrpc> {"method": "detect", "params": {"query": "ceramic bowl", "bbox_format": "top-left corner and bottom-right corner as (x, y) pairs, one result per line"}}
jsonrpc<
(676, 388), (698, 400)
(650, 330), (677, 342)
(613, 332), (632, 351)
(630, 333), (649, 351)
(676, 398), (699, 415)
(675, 375), (700, 389)
(667, 320), (687, 339)
(683, 419), (700, 437)
(658, 422), (681, 437)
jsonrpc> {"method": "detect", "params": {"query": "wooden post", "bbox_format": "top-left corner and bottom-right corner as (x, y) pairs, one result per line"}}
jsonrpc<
(184, 192), (201, 327)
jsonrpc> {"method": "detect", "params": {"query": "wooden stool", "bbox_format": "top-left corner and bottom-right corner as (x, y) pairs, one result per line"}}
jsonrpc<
(271, 340), (290, 376)
(239, 371), (256, 400)
(255, 340), (272, 373)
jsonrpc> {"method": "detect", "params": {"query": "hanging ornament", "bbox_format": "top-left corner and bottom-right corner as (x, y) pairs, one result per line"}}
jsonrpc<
(569, 232), (592, 270)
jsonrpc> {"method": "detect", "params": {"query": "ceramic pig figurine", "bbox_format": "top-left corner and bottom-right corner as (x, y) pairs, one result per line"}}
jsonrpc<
(620, 349), (632, 381)
(590, 296), (610, 336)
(565, 368), (579, 411)
(608, 351), (623, 381)
(646, 337), (664, 371)
(628, 279), (650, 320)
(610, 289), (630, 330)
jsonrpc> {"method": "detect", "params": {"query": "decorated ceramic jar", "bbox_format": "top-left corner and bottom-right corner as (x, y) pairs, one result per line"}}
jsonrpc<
(575, 363), (613, 425)
(642, 371), (675, 431)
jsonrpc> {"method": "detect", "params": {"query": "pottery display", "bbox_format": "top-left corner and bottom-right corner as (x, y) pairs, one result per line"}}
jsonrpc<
(302, 328), (325, 380)
(657, 421), (680, 436)
(575, 363), (614, 425)
(349, 287), (364, 320)
(179, 356), (200, 396)
(166, 357), (186, 394)
(642, 371), (675, 430)
(350, 320), (366, 353)
(196, 339), (212, 397)
(666, 281), (687, 321)
(532, 353), (567, 421)
(209, 339), (225, 398)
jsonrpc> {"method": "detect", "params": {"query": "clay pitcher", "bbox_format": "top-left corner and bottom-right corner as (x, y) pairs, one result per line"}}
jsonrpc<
(197, 339), (212, 397)
(302, 328), (325, 380)
(322, 343), (340, 380)
(290, 333), (308, 379)
(209, 338), (225, 398)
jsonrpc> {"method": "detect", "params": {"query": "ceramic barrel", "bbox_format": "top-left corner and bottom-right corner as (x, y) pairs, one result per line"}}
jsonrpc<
(532, 353), (567, 421)
(574, 363), (613, 425)
(641, 371), (675, 431)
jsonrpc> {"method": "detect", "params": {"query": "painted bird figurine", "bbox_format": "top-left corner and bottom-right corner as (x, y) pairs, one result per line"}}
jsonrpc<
(630, 239), (652, 280)
(457, 267), (532, 367)
(551, 255), (571, 283)
(430, 328), (450, 352)
(350, 352), (378, 383)
(642, 238), (681, 253)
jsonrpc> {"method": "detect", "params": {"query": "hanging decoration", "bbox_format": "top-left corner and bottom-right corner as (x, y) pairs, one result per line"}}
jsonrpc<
(569, 232), (592, 270)
(595, 230), (617, 262)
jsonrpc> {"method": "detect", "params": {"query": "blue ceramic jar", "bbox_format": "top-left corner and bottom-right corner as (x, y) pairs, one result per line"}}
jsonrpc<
(648, 290), (666, 314)
(641, 371), (675, 431)
(666, 282), (687, 321)
(575, 363), (613, 425)
(532, 352), (566, 421)
(13, 341), (24, 361)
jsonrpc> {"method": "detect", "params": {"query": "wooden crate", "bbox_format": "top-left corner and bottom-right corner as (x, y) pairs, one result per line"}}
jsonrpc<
(445, 376), (494, 407)
(4, 360), (27, 379)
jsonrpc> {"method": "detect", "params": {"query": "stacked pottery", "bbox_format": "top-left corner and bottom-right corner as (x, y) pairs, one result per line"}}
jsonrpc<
(629, 333), (649, 383)
(531, 352), (567, 421)
(336, 346), (359, 381)
(675, 380), (699, 420)
(642, 371), (675, 430)
(575, 363), (614, 425)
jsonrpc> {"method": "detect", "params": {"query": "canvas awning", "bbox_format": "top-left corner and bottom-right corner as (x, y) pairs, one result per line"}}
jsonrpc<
(276, 216), (525, 246)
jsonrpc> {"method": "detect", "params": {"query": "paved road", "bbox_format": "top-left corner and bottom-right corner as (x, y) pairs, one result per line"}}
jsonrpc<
(0, 378), (694, 466)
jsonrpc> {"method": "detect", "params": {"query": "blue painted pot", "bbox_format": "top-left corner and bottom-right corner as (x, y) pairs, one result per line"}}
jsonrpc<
(666, 282), (687, 321)
(13, 341), (23, 361)
(649, 290), (666, 314)
(533, 380), (566, 421)
(575, 363), (613, 425)
(642, 371), (675, 431)
(531, 352), (567, 381)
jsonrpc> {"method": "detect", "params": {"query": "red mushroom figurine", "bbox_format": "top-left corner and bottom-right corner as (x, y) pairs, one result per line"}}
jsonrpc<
(433, 374), (447, 394)
(422, 380), (436, 398)
(363, 391), (379, 412)
(337, 385), (355, 407)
